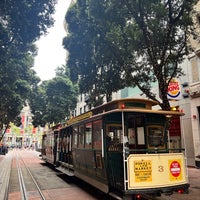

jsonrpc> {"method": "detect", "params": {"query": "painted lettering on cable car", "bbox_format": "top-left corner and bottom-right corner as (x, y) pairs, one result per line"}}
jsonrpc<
(134, 160), (152, 182)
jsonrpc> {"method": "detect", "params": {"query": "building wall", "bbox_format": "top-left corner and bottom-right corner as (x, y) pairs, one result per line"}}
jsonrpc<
(189, 83), (200, 167)
(186, 1), (200, 167)
(178, 58), (196, 166)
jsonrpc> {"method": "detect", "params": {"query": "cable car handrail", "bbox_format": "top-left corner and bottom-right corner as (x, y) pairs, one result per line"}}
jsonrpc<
(107, 148), (185, 153)
(124, 148), (185, 154)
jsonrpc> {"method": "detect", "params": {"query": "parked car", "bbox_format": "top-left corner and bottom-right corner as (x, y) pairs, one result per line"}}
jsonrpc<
(0, 144), (8, 155)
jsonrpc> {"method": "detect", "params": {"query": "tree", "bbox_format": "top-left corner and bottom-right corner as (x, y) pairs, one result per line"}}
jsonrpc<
(0, 0), (58, 140)
(0, 0), (57, 49)
(29, 66), (78, 127)
(63, 0), (126, 106)
(64, 0), (198, 110)
(0, 45), (40, 140)
(28, 81), (48, 127)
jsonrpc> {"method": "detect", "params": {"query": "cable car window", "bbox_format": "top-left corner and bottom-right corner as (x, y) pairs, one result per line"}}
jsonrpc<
(148, 126), (164, 147)
(78, 125), (84, 148)
(73, 127), (78, 148)
(85, 123), (92, 148)
(59, 130), (63, 153)
(107, 125), (123, 151)
(93, 120), (102, 149)
(63, 131), (67, 152)
(128, 128), (135, 145)
(137, 127), (145, 145)
(108, 126), (123, 143)
(127, 114), (145, 146)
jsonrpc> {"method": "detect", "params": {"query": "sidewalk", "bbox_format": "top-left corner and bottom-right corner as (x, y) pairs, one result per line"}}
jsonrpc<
(156, 166), (200, 200)
(0, 155), (4, 162)
(0, 152), (12, 200)
(181, 167), (200, 199)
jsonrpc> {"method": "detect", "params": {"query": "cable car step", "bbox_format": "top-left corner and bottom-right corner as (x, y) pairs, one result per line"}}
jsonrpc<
(108, 192), (123, 200)
(56, 166), (74, 176)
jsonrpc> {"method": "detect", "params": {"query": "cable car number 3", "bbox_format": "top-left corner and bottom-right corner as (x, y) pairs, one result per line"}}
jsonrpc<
(158, 165), (164, 172)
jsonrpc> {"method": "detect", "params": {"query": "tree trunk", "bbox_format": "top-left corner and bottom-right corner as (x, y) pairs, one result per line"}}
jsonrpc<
(0, 123), (9, 142)
(158, 79), (171, 111)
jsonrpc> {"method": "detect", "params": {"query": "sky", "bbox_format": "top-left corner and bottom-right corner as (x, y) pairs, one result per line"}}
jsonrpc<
(33, 0), (71, 81)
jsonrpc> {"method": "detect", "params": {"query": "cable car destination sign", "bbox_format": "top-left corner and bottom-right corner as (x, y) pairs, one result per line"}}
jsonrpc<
(127, 153), (187, 189)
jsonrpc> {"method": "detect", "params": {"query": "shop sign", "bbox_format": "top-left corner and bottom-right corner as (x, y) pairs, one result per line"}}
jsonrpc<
(167, 78), (181, 100)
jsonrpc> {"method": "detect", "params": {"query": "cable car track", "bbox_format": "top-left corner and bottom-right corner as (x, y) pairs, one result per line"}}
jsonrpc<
(1, 149), (164, 200)
(14, 150), (46, 200)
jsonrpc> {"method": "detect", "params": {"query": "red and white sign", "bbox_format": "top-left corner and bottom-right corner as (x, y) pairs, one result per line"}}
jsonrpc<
(170, 161), (181, 177)
(167, 78), (182, 100)
(32, 127), (37, 134)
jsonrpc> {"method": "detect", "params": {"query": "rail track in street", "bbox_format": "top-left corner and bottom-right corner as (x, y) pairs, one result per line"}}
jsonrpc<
(6, 149), (108, 200)
(13, 150), (46, 200)
(8, 150), (48, 200)
(1, 149), (173, 200)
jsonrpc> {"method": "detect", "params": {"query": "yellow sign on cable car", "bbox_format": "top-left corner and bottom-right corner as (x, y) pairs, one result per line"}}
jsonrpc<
(127, 153), (187, 189)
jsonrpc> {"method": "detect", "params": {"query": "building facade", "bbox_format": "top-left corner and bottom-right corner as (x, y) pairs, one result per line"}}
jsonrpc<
(4, 105), (44, 150)
(187, 1), (200, 167)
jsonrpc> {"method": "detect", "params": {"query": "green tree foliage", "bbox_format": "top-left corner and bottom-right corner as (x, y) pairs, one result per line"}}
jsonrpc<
(0, 0), (57, 138)
(64, 0), (198, 110)
(0, 0), (57, 49)
(63, 0), (126, 106)
(0, 45), (40, 131)
(30, 66), (78, 127)
(28, 81), (48, 127)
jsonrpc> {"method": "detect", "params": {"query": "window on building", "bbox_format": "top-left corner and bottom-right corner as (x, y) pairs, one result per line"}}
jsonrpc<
(80, 107), (82, 114)
(84, 105), (87, 113)
(190, 57), (199, 83)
